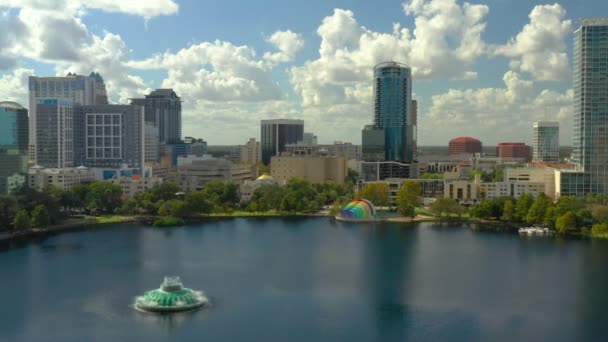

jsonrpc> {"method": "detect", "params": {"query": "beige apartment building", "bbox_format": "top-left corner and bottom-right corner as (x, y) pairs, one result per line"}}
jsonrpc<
(28, 165), (95, 191)
(504, 167), (557, 200)
(107, 176), (163, 198)
(240, 138), (262, 164)
(270, 154), (347, 185)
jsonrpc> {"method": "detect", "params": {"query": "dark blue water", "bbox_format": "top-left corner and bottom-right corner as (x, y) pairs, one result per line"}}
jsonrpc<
(1, 218), (608, 341)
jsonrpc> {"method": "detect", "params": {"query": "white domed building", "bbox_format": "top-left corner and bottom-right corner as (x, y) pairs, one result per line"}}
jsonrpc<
(240, 173), (284, 202)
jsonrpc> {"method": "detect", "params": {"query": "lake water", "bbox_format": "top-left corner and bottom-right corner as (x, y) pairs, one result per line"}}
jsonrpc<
(1, 218), (608, 341)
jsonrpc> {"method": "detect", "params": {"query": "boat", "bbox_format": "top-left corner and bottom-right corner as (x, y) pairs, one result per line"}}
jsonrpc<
(518, 227), (551, 235)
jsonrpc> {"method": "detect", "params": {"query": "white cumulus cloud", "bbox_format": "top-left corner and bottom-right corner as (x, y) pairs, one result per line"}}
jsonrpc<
(494, 3), (571, 81)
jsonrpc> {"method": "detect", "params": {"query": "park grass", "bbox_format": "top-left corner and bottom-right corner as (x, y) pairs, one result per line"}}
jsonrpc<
(208, 210), (306, 217)
(91, 214), (137, 224)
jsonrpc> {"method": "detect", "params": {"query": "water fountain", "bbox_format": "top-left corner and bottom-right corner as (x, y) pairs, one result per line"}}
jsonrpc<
(134, 276), (208, 312)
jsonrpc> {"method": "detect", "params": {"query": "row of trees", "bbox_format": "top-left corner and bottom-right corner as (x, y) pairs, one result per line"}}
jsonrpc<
(0, 176), (357, 231)
(469, 193), (608, 234)
(246, 178), (348, 214)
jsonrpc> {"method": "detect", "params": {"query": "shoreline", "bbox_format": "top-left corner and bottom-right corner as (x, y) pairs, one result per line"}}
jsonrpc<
(0, 211), (581, 244)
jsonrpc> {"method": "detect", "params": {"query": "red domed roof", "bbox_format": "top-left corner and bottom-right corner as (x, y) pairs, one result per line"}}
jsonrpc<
(450, 136), (481, 143)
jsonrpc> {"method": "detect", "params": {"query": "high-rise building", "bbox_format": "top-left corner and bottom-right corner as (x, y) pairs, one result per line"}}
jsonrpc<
(0, 101), (28, 152)
(130, 89), (182, 144)
(28, 73), (108, 161)
(35, 99), (74, 168)
(497, 143), (530, 160)
(0, 101), (29, 193)
(371, 61), (414, 162)
(449, 137), (482, 156)
(240, 138), (262, 164)
(302, 133), (317, 145)
(561, 18), (608, 196)
(533, 122), (559, 162)
(144, 122), (159, 164)
(261, 119), (304, 164)
(74, 104), (146, 171)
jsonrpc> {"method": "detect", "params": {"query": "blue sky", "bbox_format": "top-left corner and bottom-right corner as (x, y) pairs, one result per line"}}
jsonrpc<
(1, 0), (607, 145)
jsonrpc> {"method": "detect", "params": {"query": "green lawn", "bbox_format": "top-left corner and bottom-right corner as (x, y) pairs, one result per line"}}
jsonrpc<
(208, 211), (297, 217)
(91, 215), (136, 224)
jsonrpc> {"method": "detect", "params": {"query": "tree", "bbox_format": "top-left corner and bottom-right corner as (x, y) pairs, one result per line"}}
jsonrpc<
(525, 193), (551, 225)
(119, 198), (138, 215)
(396, 180), (422, 218)
(185, 191), (212, 214)
(592, 223), (608, 236)
(0, 195), (18, 231)
(13, 210), (31, 230)
(543, 206), (557, 228)
(501, 199), (515, 221)
(420, 172), (443, 179)
(556, 211), (576, 234)
(430, 198), (463, 217)
(355, 183), (389, 207)
(31, 204), (50, 228)
(591, 205), (608, 224)
(515, 193), (533, 221)
(85, 182), (123, 213)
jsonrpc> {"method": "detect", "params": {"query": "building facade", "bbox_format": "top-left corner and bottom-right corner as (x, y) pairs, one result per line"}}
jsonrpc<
(144, 122), (159, 164)
(35, 99), (74, 168)
(107, 176), (163, 198)
(270, 154), (347, 186)
(449, 137), (482, 156)
(28, 73), (107, 161)
(75, 104), (146, 171)
(261, 119), (304, 164)
(28, 166), (95, 191)
(505, 167), (557, 200)
(130, 89), (182, 144)
(177, 159), (255, 192)
(564, 18), (608, 195)
(497, 143), (530, 160)
(371, 62), (414, 162)
(533, 122), (559, 162)
(0, 101), (29, 194)
(240, 138), (262, 164)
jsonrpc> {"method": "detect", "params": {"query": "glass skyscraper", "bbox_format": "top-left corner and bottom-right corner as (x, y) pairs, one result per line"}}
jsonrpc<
(0, 101), (29, 193)
(372, 62), (414, 163)
(561, 18), (608, 196)
(533, 121), (559, 163)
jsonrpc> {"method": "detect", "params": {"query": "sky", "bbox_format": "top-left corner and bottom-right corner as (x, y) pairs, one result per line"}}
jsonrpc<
(0, 0), (607, 146)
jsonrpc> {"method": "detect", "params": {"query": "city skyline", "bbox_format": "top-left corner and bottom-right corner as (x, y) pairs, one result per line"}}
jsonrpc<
(1, 0), (607, 145)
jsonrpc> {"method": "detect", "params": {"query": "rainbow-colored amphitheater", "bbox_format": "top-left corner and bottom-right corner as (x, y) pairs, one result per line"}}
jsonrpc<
(339, 199), (377, 220)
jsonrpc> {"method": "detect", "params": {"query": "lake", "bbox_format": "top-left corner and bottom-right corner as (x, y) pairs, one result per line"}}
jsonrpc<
(1, 218), (608, 341)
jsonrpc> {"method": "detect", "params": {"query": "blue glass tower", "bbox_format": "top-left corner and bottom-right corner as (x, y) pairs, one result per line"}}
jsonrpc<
(373, 62), (413, 162)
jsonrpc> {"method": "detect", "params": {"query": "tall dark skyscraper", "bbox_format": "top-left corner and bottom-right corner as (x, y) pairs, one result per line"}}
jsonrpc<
(130, 89), (182, 144)
(261, 119), (304, 164)
(560, 18), (608, 196)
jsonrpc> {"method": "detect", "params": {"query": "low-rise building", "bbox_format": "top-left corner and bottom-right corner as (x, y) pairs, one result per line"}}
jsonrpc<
(271, 154), (347, 185)
(504, 167), (557, 200)
(107, 176), (163, 197)
(177, 159), (255, 192)
(480, 181), (545, 199)
(28, 165), (95, 190)
(357, 178), (444, 205)
(444, 174), (481, 205)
